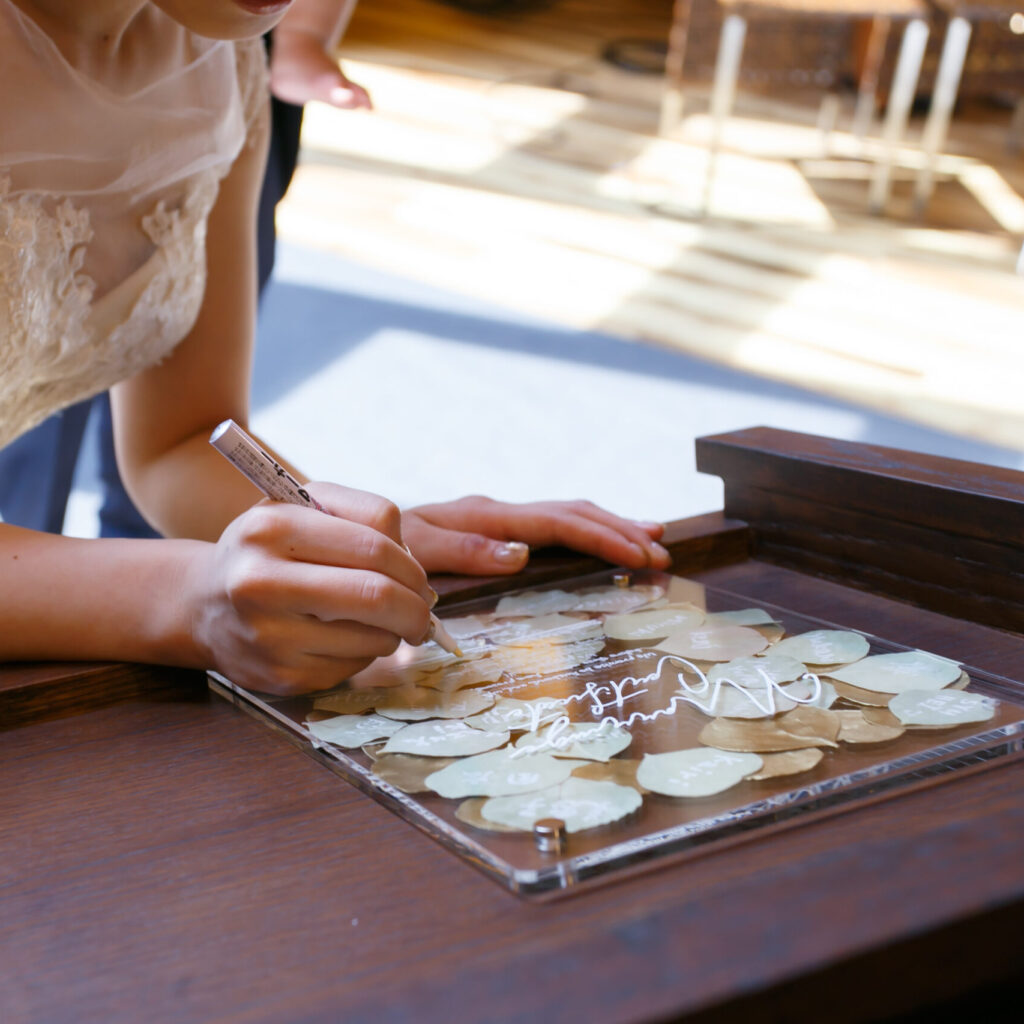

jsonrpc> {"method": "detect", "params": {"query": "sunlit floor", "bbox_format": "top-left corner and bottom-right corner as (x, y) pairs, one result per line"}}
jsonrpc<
(286, 0), (1024, 449)
(65, 240), (1024, 538)
(64, 0), (1024, 535)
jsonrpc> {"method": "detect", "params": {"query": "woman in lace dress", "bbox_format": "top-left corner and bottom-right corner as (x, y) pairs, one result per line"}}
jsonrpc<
(0, 0), (669, 695)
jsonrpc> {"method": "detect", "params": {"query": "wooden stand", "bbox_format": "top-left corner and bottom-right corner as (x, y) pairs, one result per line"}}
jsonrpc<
(3, 428), (1023, 1021)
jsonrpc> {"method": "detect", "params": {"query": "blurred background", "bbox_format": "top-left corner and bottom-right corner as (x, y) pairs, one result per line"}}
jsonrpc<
(71, 0), (1024, 531)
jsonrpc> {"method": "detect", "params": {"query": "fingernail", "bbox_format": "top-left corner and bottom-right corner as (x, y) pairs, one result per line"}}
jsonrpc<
(651, 542), (670, 564)
(494, 541), (529, 564)
(427, 587), (439, 608)
(329, 86), (355, 105)
(632, 520), (663, 531)
(627, 542), (647, 563)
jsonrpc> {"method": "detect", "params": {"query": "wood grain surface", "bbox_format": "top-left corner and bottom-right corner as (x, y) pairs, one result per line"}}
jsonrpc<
(697, 426), (1024, 632)
(3, 560), (1023, 1024)
(4, 433), (1024, 1023)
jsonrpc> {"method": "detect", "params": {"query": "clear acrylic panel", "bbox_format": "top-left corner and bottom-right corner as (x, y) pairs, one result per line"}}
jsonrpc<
(209, 569), (1024, 898)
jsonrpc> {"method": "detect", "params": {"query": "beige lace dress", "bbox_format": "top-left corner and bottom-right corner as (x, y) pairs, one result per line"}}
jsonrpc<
(0, 0), (268, 450)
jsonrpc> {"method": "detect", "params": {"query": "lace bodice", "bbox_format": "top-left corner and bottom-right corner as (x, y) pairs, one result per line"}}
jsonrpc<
(0, 1), (268, 450)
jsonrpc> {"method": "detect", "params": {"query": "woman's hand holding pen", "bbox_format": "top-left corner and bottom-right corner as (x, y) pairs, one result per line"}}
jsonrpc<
(401, 496), (670, 575)
(182, 475), (668, 695)
(185, 484), (435, 696)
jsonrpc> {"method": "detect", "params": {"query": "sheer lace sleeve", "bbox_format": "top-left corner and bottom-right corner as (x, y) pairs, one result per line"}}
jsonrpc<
(0, 2), (268, 449)
(235, 36), (271, 154)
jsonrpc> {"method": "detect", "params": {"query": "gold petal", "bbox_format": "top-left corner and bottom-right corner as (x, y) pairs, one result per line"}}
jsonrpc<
(835, 709), (906, 744)
(306, 709), (339, 723)
(777, 706), (841, 745)
(747, 748), (824, 780)
(753, 623), (786, 644)
(697, 717), (827, 752)
(860, 706), (904, 729)
(831, 679), (893, 707)
(571, 759), (648, 793)
(314, 688), (390, 715)
(372, 753), (459, 793)
(416, 657), (507, 692)
(374, 686), (495, 721)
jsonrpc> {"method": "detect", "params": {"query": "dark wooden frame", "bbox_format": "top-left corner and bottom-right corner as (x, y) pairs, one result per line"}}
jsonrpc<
(3, 427), (1023, 1023)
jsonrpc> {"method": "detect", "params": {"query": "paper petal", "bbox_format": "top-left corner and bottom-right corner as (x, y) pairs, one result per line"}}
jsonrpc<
(637, 748), (762, 797)
(374, 687), (495, 721)
(888, 689), (996, 727)
(481, 777), (642, 833)
(306, 713), (405, 749)
(771, 630), (870, 666)
(515, 720), (632, 761)
(425, 748), (577, 798)
(381, 720), (510, 757)
(827, 651), (962, 694)
(602, 605), (705, 642)
(656, 624), (768, 662)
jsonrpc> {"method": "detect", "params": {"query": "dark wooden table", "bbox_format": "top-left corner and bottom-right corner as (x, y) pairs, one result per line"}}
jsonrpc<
(3, 428), (1023, 1023)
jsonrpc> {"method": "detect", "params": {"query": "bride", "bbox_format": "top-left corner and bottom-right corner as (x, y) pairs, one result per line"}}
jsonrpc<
(0, 0), (669, 694)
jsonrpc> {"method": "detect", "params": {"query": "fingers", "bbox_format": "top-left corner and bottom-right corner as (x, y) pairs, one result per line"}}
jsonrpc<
(410, 497), (670, 570)
(404, 518), (530, 576)
(526, 508), (668, 570)
(230, 561), (431, 644)
(306, 481), (406, 545)
(239, 617), (406, 695)
(237, 498), (432, 604)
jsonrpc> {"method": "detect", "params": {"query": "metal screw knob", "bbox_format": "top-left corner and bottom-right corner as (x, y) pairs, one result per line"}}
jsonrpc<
(533, 818), (566, 853)
(612, 572), (631, 589)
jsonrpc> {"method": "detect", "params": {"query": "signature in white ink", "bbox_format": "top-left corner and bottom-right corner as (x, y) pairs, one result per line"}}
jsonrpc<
(511, 655), (823, 758)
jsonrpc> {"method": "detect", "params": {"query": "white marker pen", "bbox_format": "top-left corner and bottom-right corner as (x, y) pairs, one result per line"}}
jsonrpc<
(210, 419), (462, 657)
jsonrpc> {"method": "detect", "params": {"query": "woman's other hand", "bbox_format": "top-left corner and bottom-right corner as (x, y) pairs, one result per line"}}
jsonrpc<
(185, 484), (433, 696)
(402, 496), (669, 576)
(269, 27), (371, 110)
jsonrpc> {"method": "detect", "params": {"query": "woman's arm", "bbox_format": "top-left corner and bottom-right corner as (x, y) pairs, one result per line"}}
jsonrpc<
(109, 84), (271, 543)
(0, 74), (432, 691)
(0, 487), (435, 694)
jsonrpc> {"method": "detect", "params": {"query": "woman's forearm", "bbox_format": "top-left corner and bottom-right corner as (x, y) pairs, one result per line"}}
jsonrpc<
(128, 429), (264, 542)
(126, 426), (307, 543)
(0, 524), (206, 666)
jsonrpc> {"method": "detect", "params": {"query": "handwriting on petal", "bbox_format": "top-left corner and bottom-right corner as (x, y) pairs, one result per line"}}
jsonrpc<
(638, 748), (762, 797)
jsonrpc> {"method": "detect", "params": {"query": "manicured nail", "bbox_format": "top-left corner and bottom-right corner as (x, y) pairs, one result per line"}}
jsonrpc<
(632, 520), (663, 531)
(650, 542), (670, 564)
(494, 541), (529, 564)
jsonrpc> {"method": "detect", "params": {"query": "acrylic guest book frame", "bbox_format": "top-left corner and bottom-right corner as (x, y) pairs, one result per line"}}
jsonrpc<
(211, 564), (1024, 897)
(5, 428), (1024, 1021)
